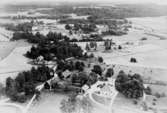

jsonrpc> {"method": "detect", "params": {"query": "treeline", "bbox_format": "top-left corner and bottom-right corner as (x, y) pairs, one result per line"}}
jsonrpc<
(59, 17), (129, 25)
(25, 32), (84, 61)
(5, 22), (33, 32)
(12, 28), (104, 43)
(12, 31), (70, 43)
(5, 4), (167, 20)
(42, 4), (167, 19)
(61, 17), (130, 36)
(73, 5), (167, 18)
(65, 23), (97, 34)
(5, 65), (54, 102)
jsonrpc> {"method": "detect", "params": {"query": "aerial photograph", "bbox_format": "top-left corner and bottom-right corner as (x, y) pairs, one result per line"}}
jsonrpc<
(0, 0), (167, 113)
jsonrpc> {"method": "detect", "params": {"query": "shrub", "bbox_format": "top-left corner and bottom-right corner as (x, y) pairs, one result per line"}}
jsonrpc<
(105, 68), (114, 78)
(98, 57), (103, 63)
(44, 82), (50, 89)
(154, 92), (161, 98)
(141, 37), (147, 41)
(133, 100), (138, 105)
(118, 45), (122, 49)
(87, 72), (98, 86)
(92, 65), (102, 76)
(89, 53), (94, 58)
(130, 57), (137, 63)
(75, 61), (85, 71)
(144, 86), (152, 95)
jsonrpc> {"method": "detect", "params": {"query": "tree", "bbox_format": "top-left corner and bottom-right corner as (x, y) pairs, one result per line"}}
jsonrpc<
(73, 23), (80, 31)
(65, 24), (71, 30)
(87, 72), (98, 86)
(6, 77), (16, 96)
(85, 43), (90, 51)
(5, 65), (53, 102)
(44, 82), (50, 89)
(115, 71), (144, 99)
(26, 46), (39, 60)
(130, 57), (137, 63)
(43, 53), (53, 63)
(90, 42), (94, 48)
(75, 61), (85, 72)
(94, 42), (97, 50)
(16, 94), (27, 103)
(69, 30), (73, 35)
(98, 57), (103, 63)
(154, 92), (161, 98)
(78, 72), (88, 86)
(104, 39), (112, 50)
(92, 65), (102, 76)
(0, 83), (5, 96)
(26, 32), (84, 61)
(57, 71), (64, 80)
(15, 73), (26, 92)
(24, 82), (35, 95)
(118, 45), (122, 49)
(89, 53), (94, 58)
(105, 68), (114, 78)
(144, 86), (152, 95)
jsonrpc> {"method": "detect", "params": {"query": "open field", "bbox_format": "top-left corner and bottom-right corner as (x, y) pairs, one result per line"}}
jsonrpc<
(146, 95), (167, 110)
(77, 42), (167, 82)
(76, 16), (167, 83)
(29, 92), (68, 113)
(128, 16), (167, 34)
(0, 44), (32, 84)
(149, 85), (167, 94)
(0, 41), (17, 60)
(0, 106), (22, 113)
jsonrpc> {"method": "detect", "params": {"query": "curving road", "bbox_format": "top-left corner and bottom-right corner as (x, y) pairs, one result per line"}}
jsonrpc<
(84, 79), (118, 113)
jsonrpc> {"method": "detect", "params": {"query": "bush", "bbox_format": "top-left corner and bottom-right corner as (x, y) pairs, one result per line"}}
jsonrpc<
(87, 72), (98, 86)
(89, 53), (94, 58)
(16, 94), (27, 103)
(133, 100), (138, 105)
(155, 92), (161, 98)
(141, 37), (147, 41)
(98, 57), (103, 63)
(144, 86), (152, 95)
(130, 57), (137, 63)
(75, 61), (85, 71)
(154, 92), (166, 98)
(118, 45), (122, 49)
(71, 72), (88, 87)
(105, 68), (114, 78)
(92, 65), (102, 76)
(57, 71), (64, 80)
(0, 83), (5, 96)
(44, 82), (50, 89)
